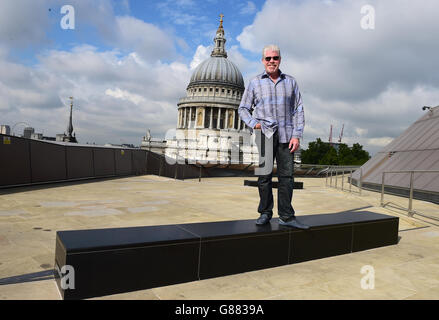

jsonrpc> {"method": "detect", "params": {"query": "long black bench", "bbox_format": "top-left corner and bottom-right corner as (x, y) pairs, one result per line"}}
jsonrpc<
(54, 210), (399, 299)
(244, 179), (303, 189)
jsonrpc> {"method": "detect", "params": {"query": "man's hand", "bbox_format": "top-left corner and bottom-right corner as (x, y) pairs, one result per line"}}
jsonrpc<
(289, 138), (300, 153)
(254, 123), (262, 129)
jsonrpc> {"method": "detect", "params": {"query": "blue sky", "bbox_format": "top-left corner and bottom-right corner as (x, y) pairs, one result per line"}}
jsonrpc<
(14, 0), (264, 65)
(1, 0), (439, 156)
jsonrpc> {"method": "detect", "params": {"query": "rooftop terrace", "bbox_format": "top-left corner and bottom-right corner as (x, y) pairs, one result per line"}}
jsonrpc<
(0, 175), (438, 300)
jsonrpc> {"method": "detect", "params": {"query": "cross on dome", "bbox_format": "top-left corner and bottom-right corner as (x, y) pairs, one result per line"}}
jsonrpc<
(211, 14), (227, 58)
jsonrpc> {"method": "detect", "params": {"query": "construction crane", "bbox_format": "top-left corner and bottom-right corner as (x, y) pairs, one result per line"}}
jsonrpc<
(338, 124), (344, 143)
(328, 124), (333, 143)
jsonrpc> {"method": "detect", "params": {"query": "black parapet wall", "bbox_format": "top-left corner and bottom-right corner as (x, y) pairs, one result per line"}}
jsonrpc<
(144, 151), (203, 180)
(132, 150), (147, 175)
(0, 134), (148, 187)
(0, 134), (32, 186)
(30, 139), (67, 183)
(93, 147), (116, 177)
(66, 146), (94, 179)
(115, 149), (132, 175)
(0, 133), (253, 187)
(55, 210), (399, 300)
(145, 150), (160, 176)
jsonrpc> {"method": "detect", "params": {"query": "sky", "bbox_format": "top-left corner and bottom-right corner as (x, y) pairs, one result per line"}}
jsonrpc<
(1, 0), (439, 156)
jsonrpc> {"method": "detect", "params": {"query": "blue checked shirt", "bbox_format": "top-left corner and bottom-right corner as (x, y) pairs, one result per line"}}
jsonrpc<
(238, 70), (305, 143)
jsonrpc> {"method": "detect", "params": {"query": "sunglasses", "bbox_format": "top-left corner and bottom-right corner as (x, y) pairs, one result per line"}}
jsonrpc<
(264, 56), (280, 62)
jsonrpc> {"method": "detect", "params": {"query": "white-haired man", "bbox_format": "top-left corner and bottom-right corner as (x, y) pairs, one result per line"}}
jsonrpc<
(238, 45), (309, 229)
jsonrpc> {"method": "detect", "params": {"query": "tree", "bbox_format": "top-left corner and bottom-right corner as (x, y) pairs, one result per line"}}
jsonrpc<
(301, 138), (331, 164)
(319, 146), (338, 165)
(350, 143), (371, 165)
(301, 139), (371, 165)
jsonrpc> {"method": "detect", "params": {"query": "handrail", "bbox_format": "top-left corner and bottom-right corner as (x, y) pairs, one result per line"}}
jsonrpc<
(380, 170), (439, 219)
(325, 167), (439, 221)
(325, 165), (362, 194)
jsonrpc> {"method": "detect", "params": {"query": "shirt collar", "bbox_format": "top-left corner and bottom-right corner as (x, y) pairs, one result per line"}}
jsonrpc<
(261, 69), (285, 79)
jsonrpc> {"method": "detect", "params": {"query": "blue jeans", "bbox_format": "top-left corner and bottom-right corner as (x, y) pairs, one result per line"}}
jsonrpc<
(255, 130), (295, 221)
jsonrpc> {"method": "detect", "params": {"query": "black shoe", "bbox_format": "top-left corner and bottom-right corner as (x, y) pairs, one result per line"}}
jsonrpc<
(256, 214), (271, 225)
(278, 218), (310, 229)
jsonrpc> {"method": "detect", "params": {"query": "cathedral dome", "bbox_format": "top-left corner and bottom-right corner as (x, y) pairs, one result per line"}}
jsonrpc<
(187, 15), (244, 90)
(177, 15), (246, 133)
(189, 57), (244, 89)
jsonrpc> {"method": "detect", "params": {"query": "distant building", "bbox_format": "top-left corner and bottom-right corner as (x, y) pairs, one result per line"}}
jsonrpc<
(23, 127), (35, 139)
(294, 148), (302, 164)
(1, 125), (11, 135)
(104, 143), (137, 148)
(30, 133), (43, 140)
(56, 134), (66, 142)
(58, 97), (78, 143)
(141, 130), (167, 155)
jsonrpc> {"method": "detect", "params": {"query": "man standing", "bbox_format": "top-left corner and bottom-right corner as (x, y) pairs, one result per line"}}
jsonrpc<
(238, 44), (309, 229)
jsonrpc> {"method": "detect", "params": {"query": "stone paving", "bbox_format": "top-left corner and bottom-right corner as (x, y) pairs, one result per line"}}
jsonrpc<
(0, 175), (438, 300)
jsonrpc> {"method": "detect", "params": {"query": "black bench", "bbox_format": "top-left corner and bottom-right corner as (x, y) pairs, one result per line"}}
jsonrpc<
(244, 179), (303, 189)
(55, 210), (398, 299)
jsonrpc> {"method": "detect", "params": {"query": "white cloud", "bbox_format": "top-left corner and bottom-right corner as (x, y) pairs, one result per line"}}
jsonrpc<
(238, 0), (439, 99)
(240, 1), (257, 15)
(113, 16), (176, 61)
(105, 88), (146, 105)
(236, 0), (439, 155)
(355, 128), (368, 136)
(302, 84), (439, 155)
(0, 44), (191, 145)
(190, 45), (211, 69)
(0, 0), (176, 62)
(367, 137), (394, 147)
(156, 0), (202, 26)
(227, 45), (261, 83)
(0, 0), (56, 49)
(0, 0), (191, 145)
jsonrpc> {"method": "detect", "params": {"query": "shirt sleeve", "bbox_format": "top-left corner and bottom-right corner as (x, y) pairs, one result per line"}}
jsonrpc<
(238, 80), (259, 130)
(291, 80), (305, 139)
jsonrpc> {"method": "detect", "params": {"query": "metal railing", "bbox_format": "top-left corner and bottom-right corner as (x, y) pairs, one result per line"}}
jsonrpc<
(325, 166), (362, 194)
(380, 170), (439, 218)
(325, 167), (439, 222)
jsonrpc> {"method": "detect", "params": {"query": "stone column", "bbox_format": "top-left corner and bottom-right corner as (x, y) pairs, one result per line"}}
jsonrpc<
(194, 108), (198, 128)
(188, 107), (192, 128)
(176, 109), (179, 128)
(232, 109), (236, 130)
(209, 107), (213, 129)
(217, 108), (221, 129)
(183, 108), (187, 128)
(181, 109), (184, 128)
